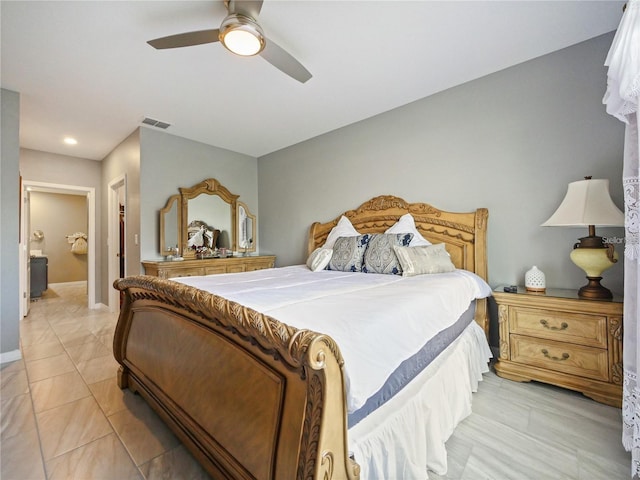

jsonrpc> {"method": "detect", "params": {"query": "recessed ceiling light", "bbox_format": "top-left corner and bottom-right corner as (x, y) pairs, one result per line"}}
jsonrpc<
(63, 137), (78, 145)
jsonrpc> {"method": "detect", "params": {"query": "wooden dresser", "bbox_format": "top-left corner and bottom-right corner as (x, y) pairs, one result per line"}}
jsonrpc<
(142, 255), (276, 279)
(493, 286), (623, 407)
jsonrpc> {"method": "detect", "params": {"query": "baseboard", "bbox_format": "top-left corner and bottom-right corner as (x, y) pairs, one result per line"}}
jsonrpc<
(49, 280), (87, 287)
(0, 349), (22, 364)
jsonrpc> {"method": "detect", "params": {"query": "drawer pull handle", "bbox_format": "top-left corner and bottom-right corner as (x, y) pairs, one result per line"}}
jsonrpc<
(539, 319), (568, 331)
(541, 349), (570, 361)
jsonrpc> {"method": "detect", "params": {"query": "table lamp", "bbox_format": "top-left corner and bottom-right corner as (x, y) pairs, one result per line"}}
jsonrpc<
(542, 177), (624, 299)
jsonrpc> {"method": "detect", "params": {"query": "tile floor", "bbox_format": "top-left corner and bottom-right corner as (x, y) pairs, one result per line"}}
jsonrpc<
(0, 281), (632, 479)
(1, 282), (210, 480)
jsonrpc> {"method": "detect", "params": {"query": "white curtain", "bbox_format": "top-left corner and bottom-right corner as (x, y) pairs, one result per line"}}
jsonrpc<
(603, 1), (640, 476)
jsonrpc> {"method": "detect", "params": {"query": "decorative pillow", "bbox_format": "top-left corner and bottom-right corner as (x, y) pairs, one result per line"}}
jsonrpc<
(362, 233), (413, 275)
(323, 215), (360, 249)
(327, 235), (370, 272)
(385, 213), (431, 246)
(393, 243), (456, 276)
(306, 248), (333, 272)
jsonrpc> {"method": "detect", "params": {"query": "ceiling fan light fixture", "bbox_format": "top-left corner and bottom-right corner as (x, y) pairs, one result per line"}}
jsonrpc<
(219, 14), (265, 56)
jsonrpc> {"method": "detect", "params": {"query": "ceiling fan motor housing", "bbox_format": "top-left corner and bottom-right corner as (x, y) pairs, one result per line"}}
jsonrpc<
(219, 13), (265, 56)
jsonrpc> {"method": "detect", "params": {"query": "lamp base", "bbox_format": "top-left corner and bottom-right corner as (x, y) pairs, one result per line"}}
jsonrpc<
(569, 239), (618, 301)
(578, 276), (613, 300)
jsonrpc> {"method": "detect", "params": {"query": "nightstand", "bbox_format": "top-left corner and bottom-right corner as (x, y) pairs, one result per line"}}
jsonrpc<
(493, 286), (623, 407)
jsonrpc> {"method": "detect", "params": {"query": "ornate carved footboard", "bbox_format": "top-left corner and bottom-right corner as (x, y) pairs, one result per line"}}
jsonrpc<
(113, 275), (360, 480)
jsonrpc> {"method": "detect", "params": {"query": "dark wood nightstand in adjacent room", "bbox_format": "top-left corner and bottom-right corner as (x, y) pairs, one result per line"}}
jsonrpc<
(493, 286), (623, 407)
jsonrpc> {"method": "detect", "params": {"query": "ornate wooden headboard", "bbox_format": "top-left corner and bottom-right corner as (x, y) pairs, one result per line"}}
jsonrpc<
(308, 195), (489, 334)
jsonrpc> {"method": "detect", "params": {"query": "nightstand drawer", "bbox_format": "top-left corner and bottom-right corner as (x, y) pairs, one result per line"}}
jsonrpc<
(511, 334), (609, 381)
(510, 306), (607, 348)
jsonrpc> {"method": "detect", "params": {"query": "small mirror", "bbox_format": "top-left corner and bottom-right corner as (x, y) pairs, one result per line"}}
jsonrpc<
(159, 194), (180, 256)
(237, 202), (256, 254)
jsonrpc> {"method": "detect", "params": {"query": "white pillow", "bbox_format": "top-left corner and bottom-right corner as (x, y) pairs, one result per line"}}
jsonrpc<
(393, 243), (455, 276)
(385, 213), (431, 246)
(306, 248), (333, 271)
(323, 215), (359, 249)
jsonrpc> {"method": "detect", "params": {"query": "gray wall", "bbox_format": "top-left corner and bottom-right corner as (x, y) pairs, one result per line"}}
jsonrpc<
(1, 88), (21, 358)
(139, 127), (258, 262)
(258, 33), (625, 295)
(101, 129), (141, 306)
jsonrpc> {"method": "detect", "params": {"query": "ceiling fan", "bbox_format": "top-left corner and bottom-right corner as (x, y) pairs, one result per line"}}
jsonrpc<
(147, 0), (312, 83)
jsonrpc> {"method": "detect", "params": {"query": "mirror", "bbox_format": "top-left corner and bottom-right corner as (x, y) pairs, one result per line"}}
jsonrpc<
(159, 194), (180, 256)
(179, 178), (239, 257)
(237, 202), (256, 254)
(158, 178), (257, 258)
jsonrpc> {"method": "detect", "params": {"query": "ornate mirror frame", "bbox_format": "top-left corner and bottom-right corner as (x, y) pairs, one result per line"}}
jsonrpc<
(179, 179), (239, 257)
(159, 194), (181, 256)
(237, 201), (257, 254)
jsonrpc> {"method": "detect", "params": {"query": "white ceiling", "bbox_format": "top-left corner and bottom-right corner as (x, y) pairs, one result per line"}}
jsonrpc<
(1, 1), (624, 161)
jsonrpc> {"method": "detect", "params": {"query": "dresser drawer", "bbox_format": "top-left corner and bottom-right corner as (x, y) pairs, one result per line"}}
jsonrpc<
(510, 306), (607, 348)
(226, 265), (245, 273)
(205, 265), (228, 275)
(245, 262), (272, 272)
(510, 334), (609, 381)
(166, 267), (206, 278)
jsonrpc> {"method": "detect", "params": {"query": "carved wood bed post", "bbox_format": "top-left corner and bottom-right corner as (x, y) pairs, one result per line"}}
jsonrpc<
(113, 282), (132, 390)
(300, 334), (360, 479)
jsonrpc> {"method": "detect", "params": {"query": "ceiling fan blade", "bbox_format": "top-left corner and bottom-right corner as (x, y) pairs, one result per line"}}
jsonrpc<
(148, 29), (220, 49)
(227, 0), (263, 19)
(260, 38), (312, 83)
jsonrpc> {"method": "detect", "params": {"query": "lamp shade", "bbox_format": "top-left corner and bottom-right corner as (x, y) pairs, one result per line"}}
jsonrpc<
(541, 178), (624, 227)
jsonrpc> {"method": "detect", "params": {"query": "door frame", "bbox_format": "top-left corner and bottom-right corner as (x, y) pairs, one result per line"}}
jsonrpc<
(20, 180), (96, 313)
(108, 175), (126, 313)
(20, 186), (31, 317)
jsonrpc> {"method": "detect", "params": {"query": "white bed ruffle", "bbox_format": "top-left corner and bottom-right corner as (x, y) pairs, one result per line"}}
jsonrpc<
(348, 321), (492, 479)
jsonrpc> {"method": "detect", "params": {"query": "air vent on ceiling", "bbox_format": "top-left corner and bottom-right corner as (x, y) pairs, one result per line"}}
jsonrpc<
(141, 117), (171, 129)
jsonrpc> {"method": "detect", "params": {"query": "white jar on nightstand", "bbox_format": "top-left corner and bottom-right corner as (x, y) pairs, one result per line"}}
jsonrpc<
(525, 266), (546, 292)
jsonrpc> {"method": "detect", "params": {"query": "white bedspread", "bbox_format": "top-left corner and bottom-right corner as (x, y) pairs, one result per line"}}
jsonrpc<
(175, 265), (491, 413)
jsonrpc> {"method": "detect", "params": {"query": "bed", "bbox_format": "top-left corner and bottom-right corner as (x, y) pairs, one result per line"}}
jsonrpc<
(113, 195), (491, 479)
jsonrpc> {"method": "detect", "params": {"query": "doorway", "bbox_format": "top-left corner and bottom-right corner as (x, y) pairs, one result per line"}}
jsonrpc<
(108, 175), (126, 312)
(20, 181), (96, 317)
